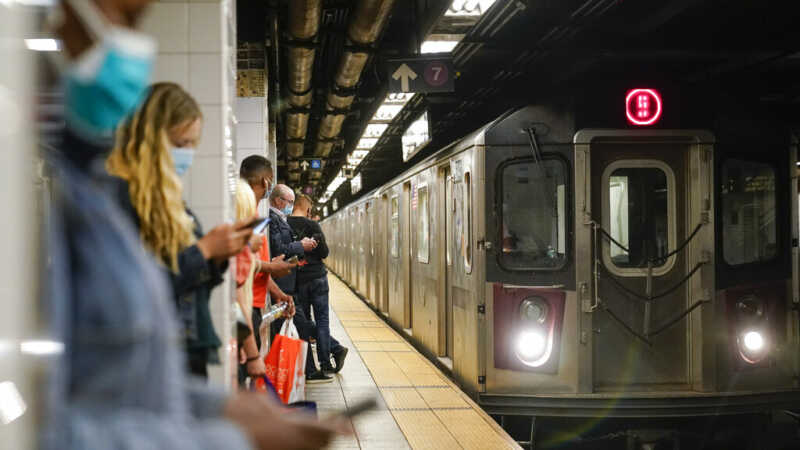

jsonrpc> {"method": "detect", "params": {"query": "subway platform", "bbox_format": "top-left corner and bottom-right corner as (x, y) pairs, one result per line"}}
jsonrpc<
(307, 275), (519, 450)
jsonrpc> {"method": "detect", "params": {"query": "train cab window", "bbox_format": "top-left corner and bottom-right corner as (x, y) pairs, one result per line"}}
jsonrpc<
(417, 185), (430, 263)
(391, 196), (399, 258)
(721, 159), (777, 266)
(500, 159), (567, 270)
(604, 162), (673, 271)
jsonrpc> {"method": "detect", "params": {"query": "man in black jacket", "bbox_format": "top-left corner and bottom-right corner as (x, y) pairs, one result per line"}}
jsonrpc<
(288, 194), (348, 374)
(268, 184), (333, 383)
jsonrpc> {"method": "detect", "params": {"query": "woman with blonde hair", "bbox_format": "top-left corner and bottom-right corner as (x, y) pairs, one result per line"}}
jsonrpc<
(233, 179), (271, 381)
(108, 82), (254, 377)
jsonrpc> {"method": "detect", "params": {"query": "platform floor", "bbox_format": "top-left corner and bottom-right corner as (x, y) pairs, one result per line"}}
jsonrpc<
(308, 274), (519, 450)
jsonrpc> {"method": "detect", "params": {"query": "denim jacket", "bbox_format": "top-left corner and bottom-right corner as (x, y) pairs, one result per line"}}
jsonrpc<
(41, 132), (251, 449)
(115, 180), (225, 361)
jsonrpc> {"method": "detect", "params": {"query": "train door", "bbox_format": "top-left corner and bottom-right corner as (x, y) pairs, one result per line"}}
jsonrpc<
(440, 165), (455, 358)
(387, 188), (406, 327)
(359, 204), (369, 299)
(581, 131), (713, 391)
(403, 181), (413, 329)
(379, 194), (389, 314)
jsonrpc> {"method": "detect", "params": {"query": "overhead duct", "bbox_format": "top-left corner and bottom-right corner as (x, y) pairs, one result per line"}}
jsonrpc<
(285, 0), (321, 160)
(314, 0), (397, 157)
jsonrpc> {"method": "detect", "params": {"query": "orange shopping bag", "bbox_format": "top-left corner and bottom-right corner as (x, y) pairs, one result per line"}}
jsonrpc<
(264, 319), (308, 404)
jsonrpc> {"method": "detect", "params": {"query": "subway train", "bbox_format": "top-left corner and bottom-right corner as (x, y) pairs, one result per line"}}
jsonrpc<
(321, 82), (800, 444)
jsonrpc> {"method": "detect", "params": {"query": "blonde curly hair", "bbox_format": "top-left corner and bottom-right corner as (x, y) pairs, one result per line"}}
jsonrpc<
(107, 82), (200, 272)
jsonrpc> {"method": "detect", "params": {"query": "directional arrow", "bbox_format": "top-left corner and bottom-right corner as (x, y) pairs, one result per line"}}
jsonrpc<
(300, 160), (310, 171)
(392, 63), (417, 92)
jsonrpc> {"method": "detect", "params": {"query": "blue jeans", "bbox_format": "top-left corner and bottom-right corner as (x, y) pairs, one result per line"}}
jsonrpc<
(296, 276), (343, 369)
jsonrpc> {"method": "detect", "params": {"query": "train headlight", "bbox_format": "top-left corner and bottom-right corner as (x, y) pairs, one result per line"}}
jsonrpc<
(738, 329), (768, 364)
(742, 331), (764, 352)
(516, 331), (546, 360)
(514, 297), (554, 367)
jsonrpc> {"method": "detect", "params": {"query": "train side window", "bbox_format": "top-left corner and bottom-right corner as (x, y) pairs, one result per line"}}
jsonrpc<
(603, 161), (675, 273)
(358, 208), (364, 253)
(417, 185), (430, 263)
(464, 172), (473, 273)
(391, 195), (399, 258)
(500, 159), (567, 270)
(721, 159), (777, 266)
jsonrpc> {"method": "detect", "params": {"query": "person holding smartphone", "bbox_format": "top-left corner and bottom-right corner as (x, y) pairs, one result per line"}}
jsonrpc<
(289, 194), (348, 374)
(267, 184), (333, 383)
(240, 156), (297, 352)
(107, 82), (253, 377)
(43, 0), (349, 448)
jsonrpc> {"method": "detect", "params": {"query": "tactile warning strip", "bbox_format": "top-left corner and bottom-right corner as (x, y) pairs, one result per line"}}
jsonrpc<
(327, 274), (521, 449)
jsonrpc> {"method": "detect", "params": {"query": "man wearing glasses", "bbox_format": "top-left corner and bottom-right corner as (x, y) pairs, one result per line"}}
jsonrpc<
(268, 185), (333, 383)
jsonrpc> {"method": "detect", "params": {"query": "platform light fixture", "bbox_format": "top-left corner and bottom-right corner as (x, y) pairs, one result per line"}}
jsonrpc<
(445, 0), (498, 16)
(25, 38), (59, 51)
(421, 39), (460, 54)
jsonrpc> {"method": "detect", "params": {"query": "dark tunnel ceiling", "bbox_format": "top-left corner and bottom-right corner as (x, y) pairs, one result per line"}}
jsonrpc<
(236, 0), (800, 213)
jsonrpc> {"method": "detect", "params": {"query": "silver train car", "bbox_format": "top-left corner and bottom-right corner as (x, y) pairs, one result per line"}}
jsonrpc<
(321, 85), (800, 442)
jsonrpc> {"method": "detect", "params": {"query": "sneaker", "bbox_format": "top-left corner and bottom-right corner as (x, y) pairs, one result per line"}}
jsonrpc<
(320, 364), (336, 375)
(306, 371), (333, 384)
(332, 347), (348, 374)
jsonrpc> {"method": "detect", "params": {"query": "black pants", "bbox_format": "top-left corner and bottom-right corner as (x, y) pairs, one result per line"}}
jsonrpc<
(271, 299), (319, 374)
(187, 349), (208, 379)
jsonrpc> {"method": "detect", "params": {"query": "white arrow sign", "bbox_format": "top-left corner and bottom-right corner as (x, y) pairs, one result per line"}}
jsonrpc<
(300, 160), (310, 171)
(392, 63), (417, 92)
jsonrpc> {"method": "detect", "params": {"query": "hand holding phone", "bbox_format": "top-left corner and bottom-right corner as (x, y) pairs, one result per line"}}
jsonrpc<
(335, 397), (377, 419)
(240, 216), (268, 230)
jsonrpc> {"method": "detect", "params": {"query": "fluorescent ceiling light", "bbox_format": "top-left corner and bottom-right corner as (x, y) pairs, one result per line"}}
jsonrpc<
(357, 138), (378, 149)
(352, 150), (369, 159)
(372, 104), (404, 122)
(421, 40), (460, 54)
(445, 0), (497, 16)
(364, 123), (388, 138)
(25, 38), (59, 52)
(385, 93), (414, 104)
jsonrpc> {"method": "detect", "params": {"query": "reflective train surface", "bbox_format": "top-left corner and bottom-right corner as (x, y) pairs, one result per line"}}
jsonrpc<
(321, 82), (800, 444)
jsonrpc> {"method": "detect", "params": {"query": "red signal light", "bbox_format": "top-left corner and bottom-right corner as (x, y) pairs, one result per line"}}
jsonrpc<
(625, 88), (662, 126)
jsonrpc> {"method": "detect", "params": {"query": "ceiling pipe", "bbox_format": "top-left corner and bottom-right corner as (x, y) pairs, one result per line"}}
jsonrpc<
(285, 0), (321, 162)
(314, 0), (397, 157)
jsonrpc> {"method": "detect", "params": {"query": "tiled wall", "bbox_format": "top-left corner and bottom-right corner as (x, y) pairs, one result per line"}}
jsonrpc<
(140, 0), (238, 387)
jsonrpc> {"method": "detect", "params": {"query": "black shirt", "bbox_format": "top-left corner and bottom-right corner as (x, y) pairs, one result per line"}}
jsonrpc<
(287, 216), (329, 284)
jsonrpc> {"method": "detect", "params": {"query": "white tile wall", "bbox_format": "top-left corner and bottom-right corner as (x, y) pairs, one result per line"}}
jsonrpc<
(152, 54), (189, 87)
(145, 0), (237, 388)
(190, 3), (223, 53)
(140, 3), (189, 53)
(198, 105), (222, 156)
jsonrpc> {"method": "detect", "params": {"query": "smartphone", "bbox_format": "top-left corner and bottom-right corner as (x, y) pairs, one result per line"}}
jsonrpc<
(240, 216), (268, 230)
(252, 217), (270, 234)
(336, 397), (378, 419)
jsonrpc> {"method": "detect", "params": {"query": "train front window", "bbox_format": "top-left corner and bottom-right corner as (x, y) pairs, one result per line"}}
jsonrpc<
(722, 159), (777, 266)
(607, 167), (669, 268)
(500, 159), (567, 270)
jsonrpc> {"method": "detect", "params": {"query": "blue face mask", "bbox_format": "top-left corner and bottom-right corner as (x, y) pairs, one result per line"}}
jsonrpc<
(282, 204), (294, 216)
(62, 0), (156, 142)
(171, 147), (196, 176)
